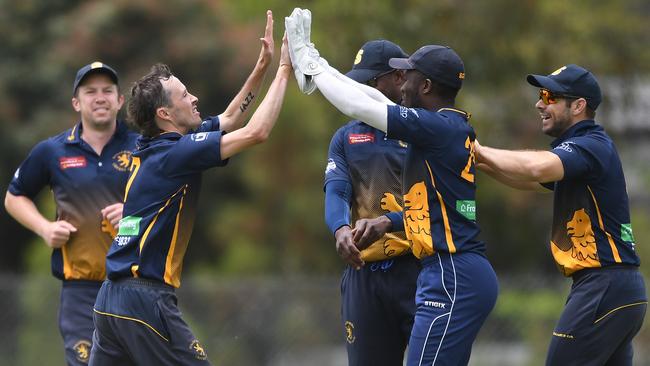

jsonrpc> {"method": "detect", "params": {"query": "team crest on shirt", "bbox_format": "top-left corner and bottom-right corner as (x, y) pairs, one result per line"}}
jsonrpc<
(112, 150), (132, 171)
(348, 133), (374, 144)
(73, 339), (91, 363)
(344, 321), (355, 343)
(189, 339), (208, 360)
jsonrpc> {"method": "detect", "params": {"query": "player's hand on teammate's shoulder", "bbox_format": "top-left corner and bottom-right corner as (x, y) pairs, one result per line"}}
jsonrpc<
(352, 216), (392, 251)
(40, 220), (77, 248)
(335, 225), (364, 269)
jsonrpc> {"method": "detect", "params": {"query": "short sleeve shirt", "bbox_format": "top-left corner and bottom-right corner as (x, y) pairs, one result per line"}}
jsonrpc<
(548, 120), (639, 276)
(386, 105), (484, 258)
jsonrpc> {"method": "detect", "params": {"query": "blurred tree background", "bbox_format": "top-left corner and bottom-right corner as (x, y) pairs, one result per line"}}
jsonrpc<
(0, 0), (649, 365)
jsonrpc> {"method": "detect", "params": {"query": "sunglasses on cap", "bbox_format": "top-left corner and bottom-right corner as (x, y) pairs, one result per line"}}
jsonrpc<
(366, 69), (397, 87)
(538, 89), (582, 105)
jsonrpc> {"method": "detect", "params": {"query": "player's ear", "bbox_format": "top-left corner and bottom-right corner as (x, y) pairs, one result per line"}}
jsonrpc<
(71, 97), (81, 112)
(117, 94), (125, 110)
(572, 98), (587, 116)
(422, 78), (433, 95)
(156, 106), (171, 121)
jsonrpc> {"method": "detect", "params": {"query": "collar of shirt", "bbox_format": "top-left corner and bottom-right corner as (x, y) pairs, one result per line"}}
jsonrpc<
(64, 120), (130, 145)
(136, 131), (182, 150)
(550, 119), (601, 148)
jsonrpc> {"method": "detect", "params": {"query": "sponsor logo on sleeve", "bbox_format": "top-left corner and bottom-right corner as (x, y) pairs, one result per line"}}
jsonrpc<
(348, 133), (375, 144)
(325, 158), (337, 174)
(399, 106), (420, 119)
(399, 106), (409, 119)
(555, 141), (574, 153)
(118, 216), (141, 236)
(59, 156), (87, 170)
(456, 200), (476, 221)
(621, 223), (635, 243)
(191, 132), (209, 142)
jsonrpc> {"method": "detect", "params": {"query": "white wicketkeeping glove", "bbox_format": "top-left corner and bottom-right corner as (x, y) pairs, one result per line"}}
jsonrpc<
(286, 8), (324, 77)
(295, 8), (317, 94)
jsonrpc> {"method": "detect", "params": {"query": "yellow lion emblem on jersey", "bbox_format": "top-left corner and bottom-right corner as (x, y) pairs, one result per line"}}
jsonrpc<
(403, 182), (431, 258)
(112, 150), (132, 172)
(379, 193), (410, 257)
(551, 208), (600, 273)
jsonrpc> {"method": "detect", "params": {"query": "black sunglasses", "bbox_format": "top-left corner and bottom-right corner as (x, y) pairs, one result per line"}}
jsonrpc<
(366, 69), (398, 87)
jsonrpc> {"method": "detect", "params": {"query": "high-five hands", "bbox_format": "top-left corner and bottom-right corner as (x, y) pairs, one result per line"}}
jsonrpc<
(285, 8), (324, 94)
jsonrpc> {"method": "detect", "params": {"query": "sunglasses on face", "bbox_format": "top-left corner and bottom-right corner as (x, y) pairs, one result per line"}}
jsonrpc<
(538, 89), (582, 105)
(366, 69), (397, 87)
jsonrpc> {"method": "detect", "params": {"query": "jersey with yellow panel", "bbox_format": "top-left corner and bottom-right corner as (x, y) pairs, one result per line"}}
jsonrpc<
(324, 120), (410, 261)
(8, 121), (138, 280)
(105, 117), (227, 288)
(385, 106), (483, 258)
(545, 120), (640, 276)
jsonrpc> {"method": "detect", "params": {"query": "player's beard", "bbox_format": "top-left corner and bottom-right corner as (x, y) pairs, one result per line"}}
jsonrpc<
(543, 108), (572, 138)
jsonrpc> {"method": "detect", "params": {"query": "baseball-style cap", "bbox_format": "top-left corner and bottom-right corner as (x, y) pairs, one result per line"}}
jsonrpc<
(345, 40), (408, 83)
(389, 45), (465, 89)
(527, 64), (602, 110)
(72, 61), (119, 95)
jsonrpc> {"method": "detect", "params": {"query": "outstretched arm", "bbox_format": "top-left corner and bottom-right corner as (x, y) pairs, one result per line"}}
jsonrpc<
(313, 71), (390, 132)
(219, 34), (292, 159)
(474, 140), (564, 185)
(285, 8), (391, 132)
(477, 163), (550, 192)
(322, 64), (394, 105)
(218, 10), (275, 133)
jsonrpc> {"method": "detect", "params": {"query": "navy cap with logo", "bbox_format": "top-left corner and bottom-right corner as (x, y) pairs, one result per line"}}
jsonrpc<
(389, 45), (465, 89)
(527, 64), (602, 110)
(345, 40), (408, 83)
(72, 61), (119, 95)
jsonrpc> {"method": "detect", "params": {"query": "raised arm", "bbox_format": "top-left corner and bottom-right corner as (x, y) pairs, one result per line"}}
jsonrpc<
(313, 71), (390, 132)
(218, 10), (275, 133)
(322, 63), (394, 105)
(219, 33), (292, 159)
(285, 8), (391, 132)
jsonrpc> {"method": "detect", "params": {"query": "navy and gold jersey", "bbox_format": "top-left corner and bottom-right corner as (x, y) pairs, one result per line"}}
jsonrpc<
(105, 117), (227, 288)
(324, 121), (410, 261)
(386, 106), (483, 258)
(8, 121), (139, 281)
(545, 120), (640, 276)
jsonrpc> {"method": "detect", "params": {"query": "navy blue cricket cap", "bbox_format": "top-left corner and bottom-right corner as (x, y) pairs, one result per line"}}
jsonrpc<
(389, 45), (465, 89)
(345, 40), (408, 83)
(527, 64), (602, 110)
(72, 61), (119, 95)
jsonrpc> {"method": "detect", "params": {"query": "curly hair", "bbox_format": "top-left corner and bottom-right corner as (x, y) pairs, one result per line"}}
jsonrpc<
(127, 64), (173, 137)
